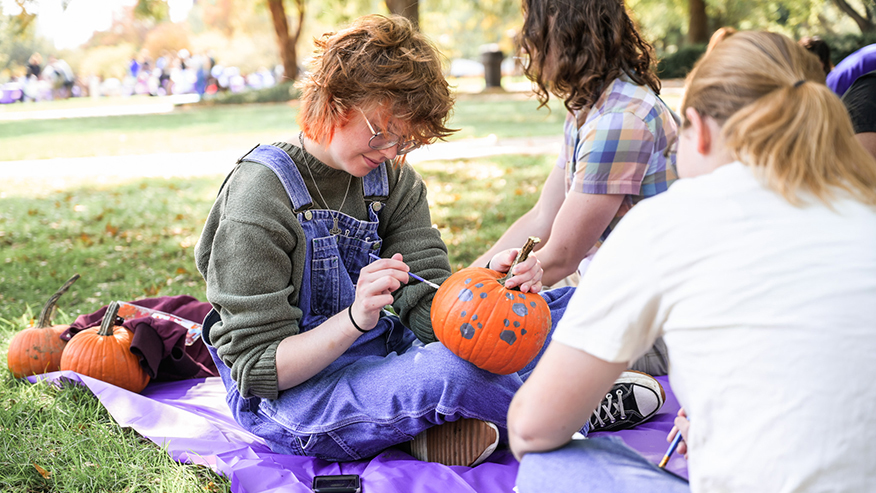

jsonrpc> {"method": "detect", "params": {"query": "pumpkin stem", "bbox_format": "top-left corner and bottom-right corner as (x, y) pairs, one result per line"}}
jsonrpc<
(498, 237), (541, 287)
(98, 301), (121, 337)
(35, 273), (81, 328)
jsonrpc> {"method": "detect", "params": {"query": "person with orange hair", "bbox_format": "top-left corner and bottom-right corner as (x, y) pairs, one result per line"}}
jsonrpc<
(195, 14), (550, 468)
(509, 30), (876, 492)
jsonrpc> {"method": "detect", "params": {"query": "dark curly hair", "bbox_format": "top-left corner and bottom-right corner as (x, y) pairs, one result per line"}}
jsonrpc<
(297, 15), (455, 148)
(520, 0), (661, 112)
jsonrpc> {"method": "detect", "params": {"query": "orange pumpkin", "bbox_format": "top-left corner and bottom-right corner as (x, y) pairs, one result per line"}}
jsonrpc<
(7, 274), (80, 378)
(60, 300), (150, 393)
(430, 238), (550, 374)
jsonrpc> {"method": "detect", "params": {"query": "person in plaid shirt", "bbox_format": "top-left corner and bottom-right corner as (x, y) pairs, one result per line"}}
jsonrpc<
(473, 0), (678, 431)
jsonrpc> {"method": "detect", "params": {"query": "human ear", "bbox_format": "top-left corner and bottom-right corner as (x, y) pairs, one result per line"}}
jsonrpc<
(685, 107), (712, 156)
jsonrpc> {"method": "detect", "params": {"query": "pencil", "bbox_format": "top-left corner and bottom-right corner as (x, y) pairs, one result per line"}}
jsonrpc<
(658, 430), (683, 468)
(368, 253), (441, 290)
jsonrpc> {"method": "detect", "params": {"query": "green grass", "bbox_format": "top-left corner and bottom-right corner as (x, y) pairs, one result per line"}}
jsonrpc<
(0, 93), (557, 492)
(0, 103), (301, 161)
(0, 95), (185, 113)
(1, 374), (227, 492)
(0, 92), (566, 161)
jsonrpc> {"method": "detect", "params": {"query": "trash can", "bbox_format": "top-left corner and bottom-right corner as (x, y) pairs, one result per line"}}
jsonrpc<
(480, 44), (504, 88)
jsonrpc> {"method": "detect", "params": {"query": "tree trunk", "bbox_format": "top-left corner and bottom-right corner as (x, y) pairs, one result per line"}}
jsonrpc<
(688, 0), (709, 44)
(832, 0), (875, 33)
(267, 0), (305, 82)
(385, 0), (419, 30)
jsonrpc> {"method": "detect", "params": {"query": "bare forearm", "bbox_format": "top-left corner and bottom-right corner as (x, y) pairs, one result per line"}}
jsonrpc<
(508, 343), (627, 460)
(537, 243), (592, 287)
(275, 310), (362, 390)
(471, 210), (551, 268)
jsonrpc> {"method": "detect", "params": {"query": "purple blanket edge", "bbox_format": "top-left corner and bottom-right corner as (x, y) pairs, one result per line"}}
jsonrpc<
(27, 372), (687, 492)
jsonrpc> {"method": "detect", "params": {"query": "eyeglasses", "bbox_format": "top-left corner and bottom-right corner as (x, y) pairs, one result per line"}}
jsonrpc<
(358, 109), (420, 155)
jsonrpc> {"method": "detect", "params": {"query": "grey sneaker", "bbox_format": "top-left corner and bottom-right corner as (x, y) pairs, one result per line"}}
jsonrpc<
(589, 371), (665, 432)
(409, 418), (499, 467)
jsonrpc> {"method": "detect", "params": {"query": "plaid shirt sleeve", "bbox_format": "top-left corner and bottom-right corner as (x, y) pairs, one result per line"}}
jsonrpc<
(571, 110), (655, 196)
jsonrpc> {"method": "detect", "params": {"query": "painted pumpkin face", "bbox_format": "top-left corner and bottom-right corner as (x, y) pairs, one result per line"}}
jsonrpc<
(430, 267), (551, 374)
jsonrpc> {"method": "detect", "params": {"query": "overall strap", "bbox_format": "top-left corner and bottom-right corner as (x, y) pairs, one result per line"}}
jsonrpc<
(363, 162), (390, 201)
(237, 144), (314, 212)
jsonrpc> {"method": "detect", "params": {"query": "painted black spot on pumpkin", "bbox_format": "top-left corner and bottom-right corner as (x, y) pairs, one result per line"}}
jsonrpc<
(530, 301), (537, 307)
(518, 293), (526, 299)
(514, 321), (521, 328)
(475, 283), (484, 288)
(472, 314), (478, 321)
(504, 319), (509, 327)
(500, 330), (517, 345)
(521, 329), (527, 335)
(461, 310), (466, 317)
(480, 293), (488, 299)
(465, 278), (472, 284)
(458, 288), (474, 302)
(460, 323), (476, 339)
(512, 303), (528, 317)
(478, 323), (482, 328)
(505, 293), (514, 300)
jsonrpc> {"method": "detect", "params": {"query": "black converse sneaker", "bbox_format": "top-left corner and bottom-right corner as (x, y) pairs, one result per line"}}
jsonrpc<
(589, 371), (665, 432)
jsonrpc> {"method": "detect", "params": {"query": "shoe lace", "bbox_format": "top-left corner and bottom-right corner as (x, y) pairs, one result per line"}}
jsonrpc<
(591, 388), (626, 427)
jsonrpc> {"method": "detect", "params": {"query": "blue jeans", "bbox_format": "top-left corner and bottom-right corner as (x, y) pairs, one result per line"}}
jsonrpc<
(517, 436), (690, 492)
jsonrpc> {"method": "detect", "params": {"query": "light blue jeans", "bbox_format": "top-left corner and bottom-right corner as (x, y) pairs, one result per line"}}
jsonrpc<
(517, 436), (690, 492)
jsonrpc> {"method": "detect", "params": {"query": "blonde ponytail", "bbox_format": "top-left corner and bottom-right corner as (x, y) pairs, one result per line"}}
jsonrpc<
(681, 31), (876, 206)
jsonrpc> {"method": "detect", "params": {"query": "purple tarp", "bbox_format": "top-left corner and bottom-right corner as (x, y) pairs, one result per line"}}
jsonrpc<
(28, 371), (687, 492)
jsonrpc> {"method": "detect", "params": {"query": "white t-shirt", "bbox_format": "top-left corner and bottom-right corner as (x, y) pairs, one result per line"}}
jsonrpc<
(553, 162), (876, 492)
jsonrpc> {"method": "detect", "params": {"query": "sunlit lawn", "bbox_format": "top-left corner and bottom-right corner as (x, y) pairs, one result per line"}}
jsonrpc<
(0, 81), (686, 490)
(0, 153), (552, 492)
(0, 89), (562, 492)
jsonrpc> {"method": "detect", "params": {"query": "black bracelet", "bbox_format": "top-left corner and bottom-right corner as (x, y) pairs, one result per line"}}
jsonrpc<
(347, 305), (368, 333)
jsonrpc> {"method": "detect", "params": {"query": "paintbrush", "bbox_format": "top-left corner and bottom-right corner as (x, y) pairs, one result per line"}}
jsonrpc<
(658, 416), (689, 468)
(368, 253), (441, 290)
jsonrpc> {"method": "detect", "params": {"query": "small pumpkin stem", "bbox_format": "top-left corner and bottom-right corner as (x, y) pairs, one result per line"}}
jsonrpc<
(98, 301), (121, 337)
(35, 274), (81, 328)
(498, 236), (541, 286)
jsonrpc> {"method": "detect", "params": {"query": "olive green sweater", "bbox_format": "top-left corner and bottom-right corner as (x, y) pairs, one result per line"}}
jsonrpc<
(194, 142), (451, 399)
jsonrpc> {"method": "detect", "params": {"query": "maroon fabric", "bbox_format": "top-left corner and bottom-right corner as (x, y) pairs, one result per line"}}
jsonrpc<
(62, 295), (217, 381)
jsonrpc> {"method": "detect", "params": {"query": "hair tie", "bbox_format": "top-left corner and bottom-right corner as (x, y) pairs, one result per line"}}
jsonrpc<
(348, 305), (368, 333)
(793, 79), (806, 88)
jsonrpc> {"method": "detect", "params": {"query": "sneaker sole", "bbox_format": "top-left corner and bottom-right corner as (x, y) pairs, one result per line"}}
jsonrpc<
(410, 418), (499, 467)
(618, 370), (666, 405)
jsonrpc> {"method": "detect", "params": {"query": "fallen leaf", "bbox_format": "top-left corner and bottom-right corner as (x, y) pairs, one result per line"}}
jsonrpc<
(33, 463), (51, 479)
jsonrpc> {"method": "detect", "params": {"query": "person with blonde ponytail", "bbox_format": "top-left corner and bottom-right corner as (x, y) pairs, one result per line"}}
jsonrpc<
(508, 31), (876, 492)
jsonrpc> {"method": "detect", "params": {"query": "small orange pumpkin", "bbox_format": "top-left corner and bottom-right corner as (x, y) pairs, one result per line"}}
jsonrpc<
(430, 238), (551, 374)
(60, 300), (150, 393)
(7, 274), (80, 378)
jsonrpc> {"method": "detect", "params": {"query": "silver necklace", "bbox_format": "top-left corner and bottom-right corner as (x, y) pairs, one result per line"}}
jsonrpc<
(299, 131), (352, 235)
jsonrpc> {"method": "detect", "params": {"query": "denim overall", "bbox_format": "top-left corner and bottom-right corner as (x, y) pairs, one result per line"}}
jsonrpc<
(202, 145), (578, 461)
